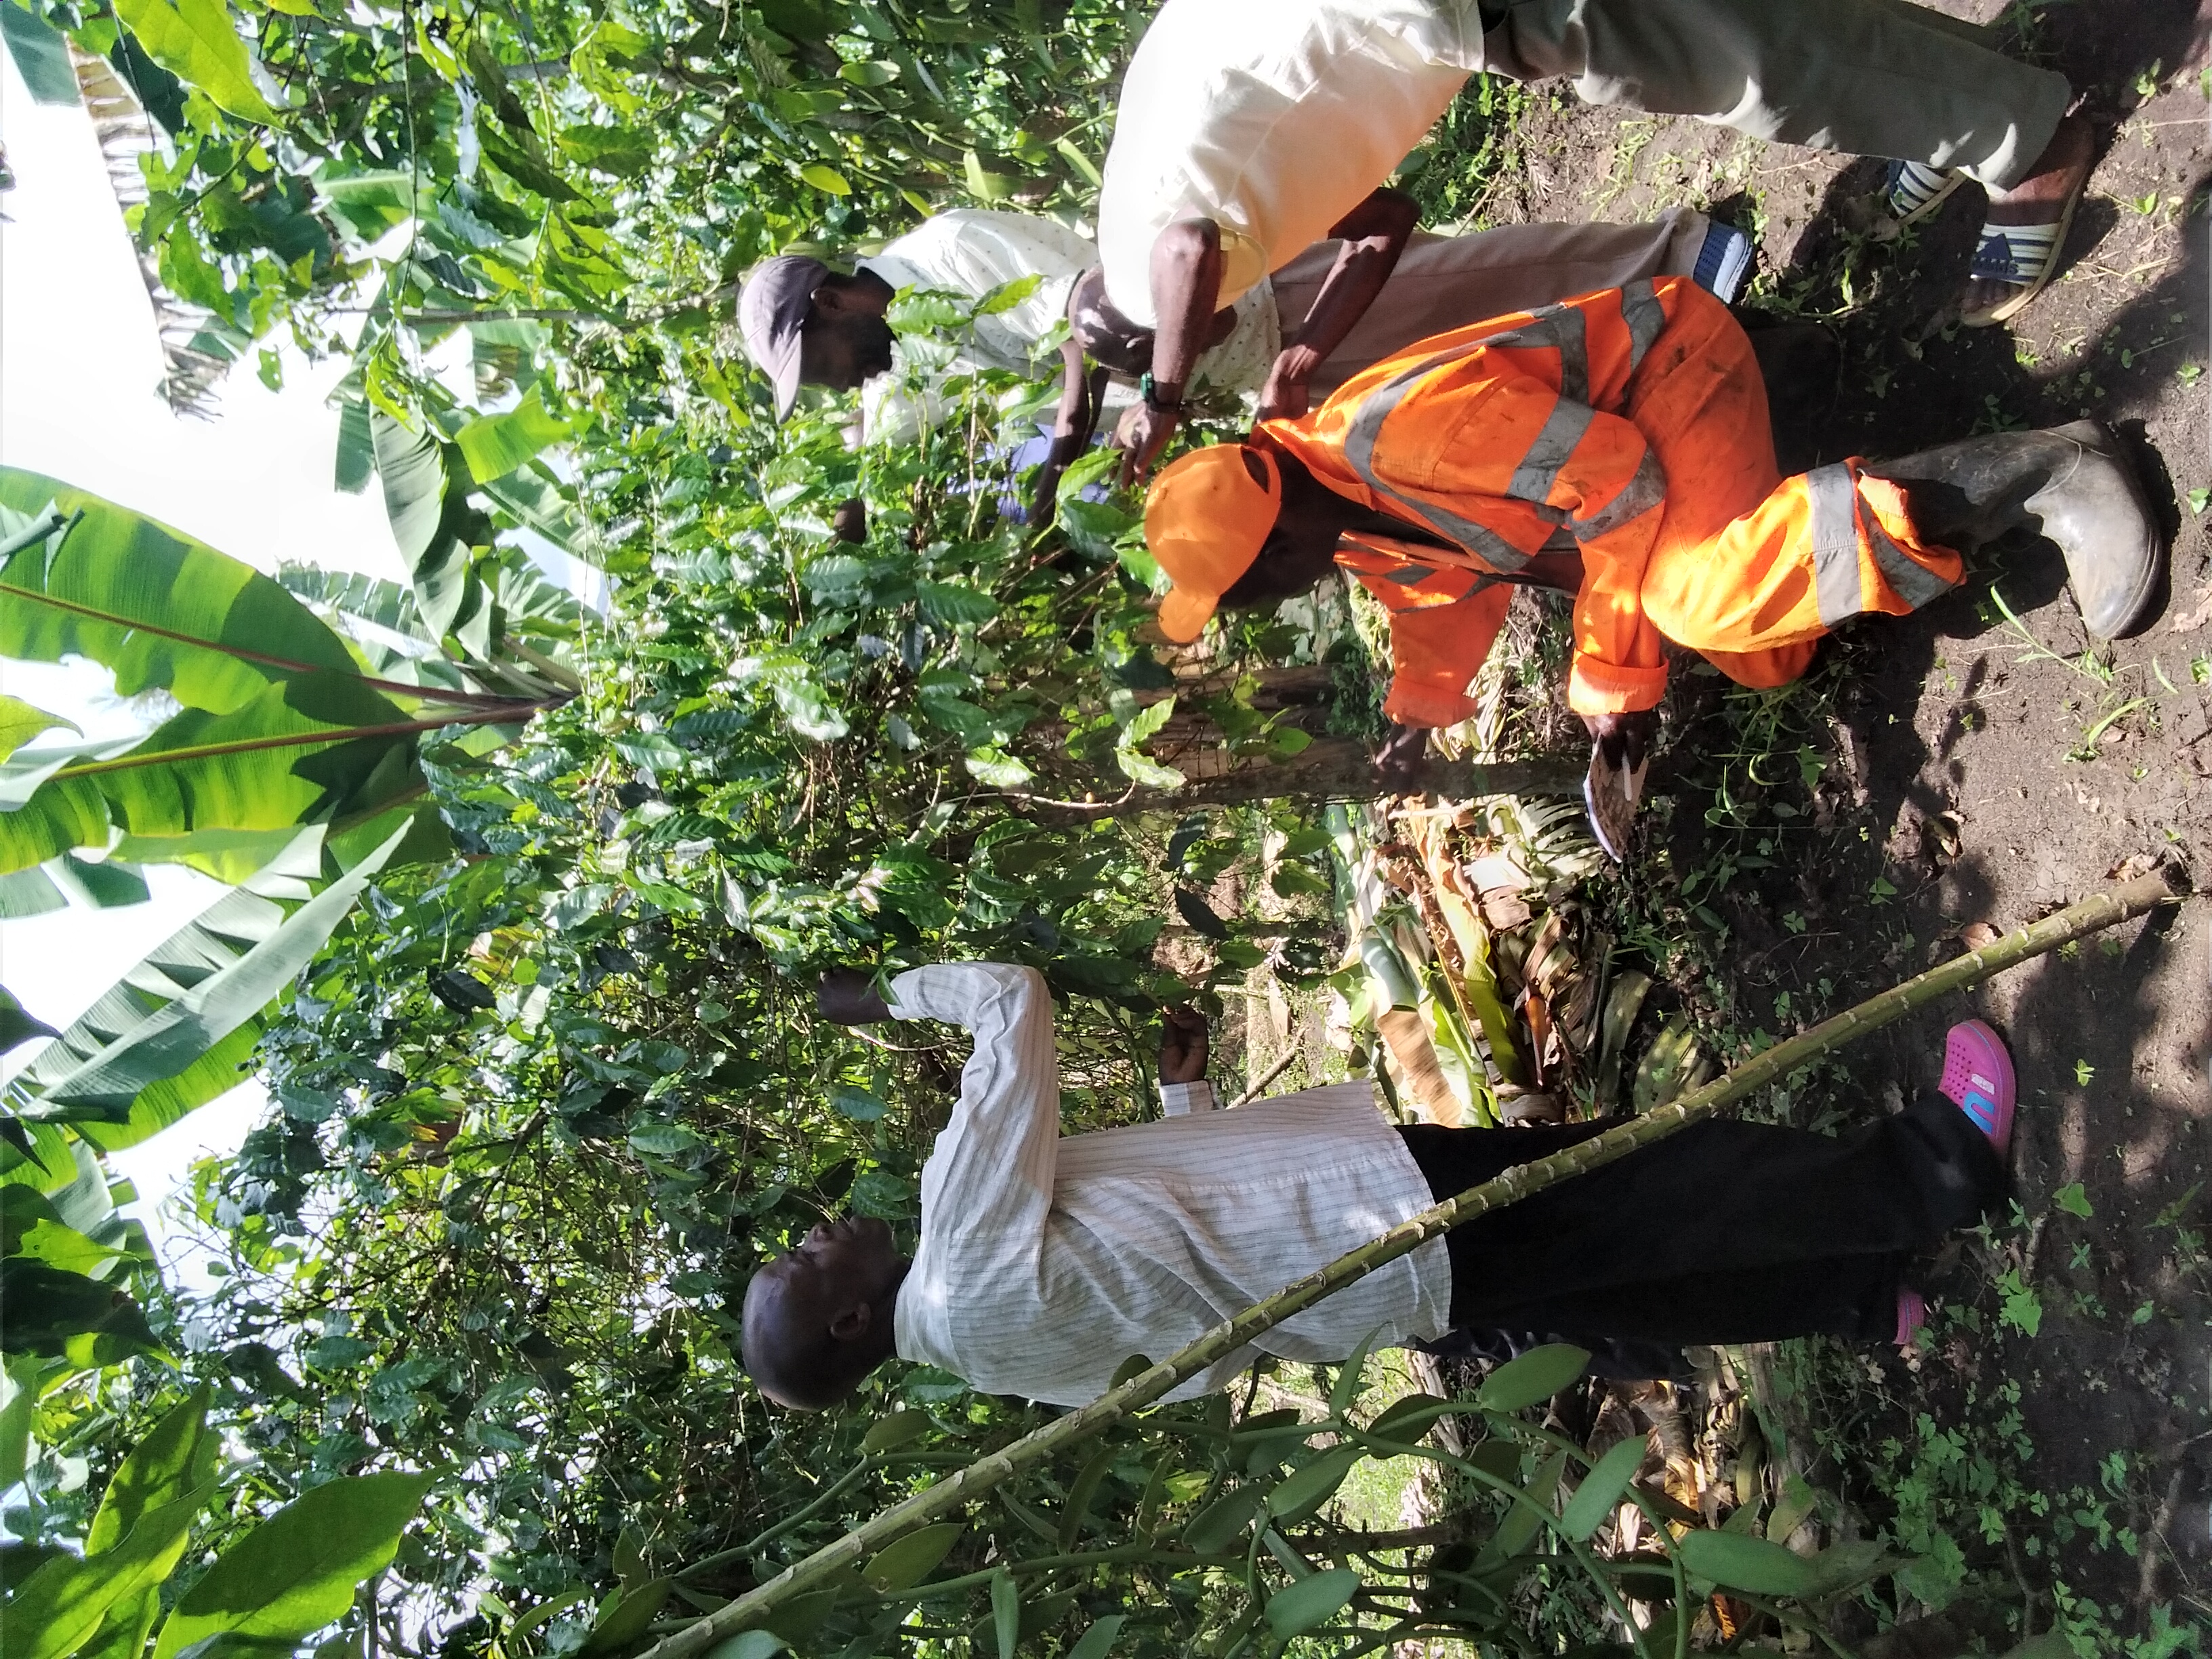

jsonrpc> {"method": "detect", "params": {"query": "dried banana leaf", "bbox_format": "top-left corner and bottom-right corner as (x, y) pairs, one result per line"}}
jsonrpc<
(1377, 1006), (1461, 1126)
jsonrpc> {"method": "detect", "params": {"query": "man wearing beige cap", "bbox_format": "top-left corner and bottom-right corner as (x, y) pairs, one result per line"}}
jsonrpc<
(736, 208), (1096, 441)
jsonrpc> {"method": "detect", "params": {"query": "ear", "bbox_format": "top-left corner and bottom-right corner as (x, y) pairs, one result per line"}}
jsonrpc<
(811, 281), (855, 318)
(827, 1300), (872, 1343)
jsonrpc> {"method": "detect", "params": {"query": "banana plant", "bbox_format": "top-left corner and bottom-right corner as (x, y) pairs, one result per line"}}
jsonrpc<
(2, 1385), (432, 1659)
(0, 468), (575, 881)
(0, 470), (579, 1185)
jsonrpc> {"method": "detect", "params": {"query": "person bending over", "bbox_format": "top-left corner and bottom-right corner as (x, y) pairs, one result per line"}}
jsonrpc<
(743, 962), (2016, 1410)
(1140, 276), (2163, 854)
(1098, 0), (2094, 480)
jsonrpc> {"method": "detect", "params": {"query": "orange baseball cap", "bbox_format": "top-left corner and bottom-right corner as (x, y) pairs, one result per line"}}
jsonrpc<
(1144, 446), (1282, 644)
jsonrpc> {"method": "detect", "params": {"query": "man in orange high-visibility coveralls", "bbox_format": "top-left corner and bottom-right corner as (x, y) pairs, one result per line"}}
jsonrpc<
(1143, 276), (2162, 847)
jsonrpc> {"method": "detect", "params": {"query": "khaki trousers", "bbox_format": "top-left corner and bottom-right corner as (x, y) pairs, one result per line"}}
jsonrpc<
(1477, 0), (2070, 189)
(1275, 209), (1712, 399)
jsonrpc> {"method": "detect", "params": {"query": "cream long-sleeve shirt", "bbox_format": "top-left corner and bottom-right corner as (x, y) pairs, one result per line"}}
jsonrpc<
(1096, 0), (1490, 327)
(887, 963), (1452, 1406)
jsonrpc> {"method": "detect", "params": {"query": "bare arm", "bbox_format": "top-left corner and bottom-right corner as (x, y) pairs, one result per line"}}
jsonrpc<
(1030, 339), (1105, 529)
(1258, 187), (1420, 421)
(1116, 216), (1223, 488)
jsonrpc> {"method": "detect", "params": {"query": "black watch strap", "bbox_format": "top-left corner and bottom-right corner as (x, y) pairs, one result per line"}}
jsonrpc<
(1139, 372), (1183, 413)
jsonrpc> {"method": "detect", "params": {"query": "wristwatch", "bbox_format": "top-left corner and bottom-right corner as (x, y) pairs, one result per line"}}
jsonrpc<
(1139, 373), (1183, 413)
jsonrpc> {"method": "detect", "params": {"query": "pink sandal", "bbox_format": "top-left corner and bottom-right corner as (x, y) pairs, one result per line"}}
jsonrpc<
(1895, 1286), (1928, 1348)
(1939, 1019), (2015, 1154)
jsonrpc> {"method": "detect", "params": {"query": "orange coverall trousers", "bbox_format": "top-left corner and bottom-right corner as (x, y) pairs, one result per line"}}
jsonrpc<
(1265, 280), (1963, 725)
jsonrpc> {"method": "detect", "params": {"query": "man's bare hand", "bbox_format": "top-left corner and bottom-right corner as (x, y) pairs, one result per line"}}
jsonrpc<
(1114, 401), (1180, 490)
(1254, 349), (1313, 422)
(818, 968), (892, 1025)
(1582, 710), (1658, 773)
(1372, 722), (1431, 790)
(1158, 1006), (1209, 1084)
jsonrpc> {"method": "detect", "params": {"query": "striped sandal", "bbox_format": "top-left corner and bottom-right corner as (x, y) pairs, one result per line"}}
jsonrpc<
(1961, 206), (2078, 326)
(1881, 159), (1964, 227)
(1939, 1019), (2016, 1155)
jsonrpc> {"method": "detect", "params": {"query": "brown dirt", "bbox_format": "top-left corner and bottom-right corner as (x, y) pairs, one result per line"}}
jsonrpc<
(1474, 0), (2212, 1631)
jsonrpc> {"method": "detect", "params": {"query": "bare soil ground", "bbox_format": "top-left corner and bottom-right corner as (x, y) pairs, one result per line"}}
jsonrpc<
(1463, 0), (2212, 1641)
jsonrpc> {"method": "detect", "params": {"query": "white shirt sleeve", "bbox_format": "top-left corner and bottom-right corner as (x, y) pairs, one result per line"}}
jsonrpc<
(864, 210), (1096, 374)
(1159, 1079), (1218, 1115)
(886, 962), (1061, 1257)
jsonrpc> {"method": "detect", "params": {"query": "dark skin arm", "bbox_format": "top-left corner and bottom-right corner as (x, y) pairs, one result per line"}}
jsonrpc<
(1116, 216), (1223, 489)
(1031, 340), (1108, 529)
(817, 968), (891, 1025)
(1258, 186), (1420, 421)
(1158, 1006), (1209, 1085)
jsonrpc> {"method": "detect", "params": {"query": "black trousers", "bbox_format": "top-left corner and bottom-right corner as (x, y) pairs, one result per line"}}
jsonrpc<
(1397, 1090), (2005, 1349)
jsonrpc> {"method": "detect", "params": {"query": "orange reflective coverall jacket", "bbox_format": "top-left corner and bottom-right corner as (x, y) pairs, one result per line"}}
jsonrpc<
(1257, 277), (1963, 726)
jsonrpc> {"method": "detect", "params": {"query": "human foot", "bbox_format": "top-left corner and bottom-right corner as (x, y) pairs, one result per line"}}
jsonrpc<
(1939, 1019), (2015, 1155)
(1962, 112), (2095, 325)
(1879, 159), (1963, 226)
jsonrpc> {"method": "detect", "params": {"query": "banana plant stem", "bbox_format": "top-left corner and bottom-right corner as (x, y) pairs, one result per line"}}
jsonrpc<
(633, 867), (2186, 1659)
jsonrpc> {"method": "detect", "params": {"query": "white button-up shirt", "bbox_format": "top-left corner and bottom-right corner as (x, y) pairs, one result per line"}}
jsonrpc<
(1096, 0), (1490, 327)
(888, 963), (1452, 1406)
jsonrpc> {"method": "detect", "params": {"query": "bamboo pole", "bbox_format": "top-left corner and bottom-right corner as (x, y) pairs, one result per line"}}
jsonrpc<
(641, 866), (2186, 1659)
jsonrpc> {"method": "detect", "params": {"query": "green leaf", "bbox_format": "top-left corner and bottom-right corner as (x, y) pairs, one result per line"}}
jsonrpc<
(2053, 1182), (2093, 1218)
(1557, 1437), (1645, 1542)
(3, 1481), (217, 1659)
(1063, 1616), (1123, 1659)
(0, 474), (367, 715)
(860, 1523), (960, 1593)
(1365, 1392), (1456, 1444)
(110, 0), (281, 123)
(0, 989), (60, 1056)
(1181, 1486), (1263, 1552)
(799, 163), (850, 196)
(1266, 1443), (1364, 1523)
(1674, 1528), (1819, 1597)
(961, 148), (1013, 203)
(370, 413), (478, 640)
(972, 274), (1041, 316)
(914, 581), (996, 627)
(0, 3), (80, 104)
(858, 1409), (933, 1454)
(1263, 1567), (1358, 1638)
(87, 1387), (218, 1556)
(455, 390), (571, 485)
(0, 867), (66, 919)
(1475, 1343), (1589, 1413)
(1, 1355), (62, 1492)
(0, 695), (77, 762)
(1488, 1449), (1566, 1559)
(0, 1259), (161, 1360)
(989, 1568), (1019, 1659)
(150, 1471), (436, 1659)
(829, 1084), (886, 1122)
(836, 60), (896, 86)
(578, 1578), (671, 1656)
(21, 821), (411, 1130)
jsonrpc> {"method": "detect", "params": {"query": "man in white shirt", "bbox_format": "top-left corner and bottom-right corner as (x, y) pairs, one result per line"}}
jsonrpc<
(741, 962), (2009, 1410)
(737, 209), (1097, 443)
(1098, 0), (2089, 481)
(739, 206), (1725, 457)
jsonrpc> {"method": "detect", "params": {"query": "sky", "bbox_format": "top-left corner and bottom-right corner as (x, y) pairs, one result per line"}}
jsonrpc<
(0, 48), (407, 1267)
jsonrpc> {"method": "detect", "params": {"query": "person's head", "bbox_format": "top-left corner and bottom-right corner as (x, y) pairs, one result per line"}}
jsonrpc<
(742, 1214), (909, 1410)
(1143, 445), (1349, 642)
(1068, 266), (1153, 376)
(738, 255), (898, 415)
